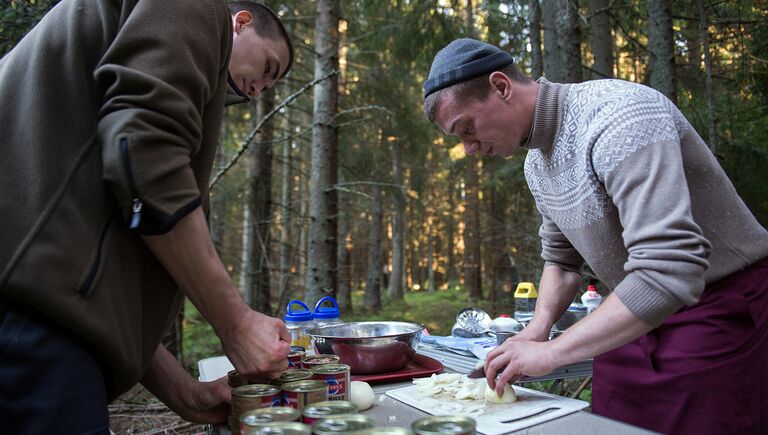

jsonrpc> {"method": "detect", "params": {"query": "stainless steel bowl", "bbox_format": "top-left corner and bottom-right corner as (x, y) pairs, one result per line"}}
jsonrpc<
(308, 321), (424, 374)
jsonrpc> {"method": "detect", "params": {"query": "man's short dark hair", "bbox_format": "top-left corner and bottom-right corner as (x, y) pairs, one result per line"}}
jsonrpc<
(423, 63), (531, 122)
(228, 1), (294, 78)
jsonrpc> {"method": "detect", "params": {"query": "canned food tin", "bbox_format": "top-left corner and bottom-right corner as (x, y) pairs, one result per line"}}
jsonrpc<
(302, 354), (341, 370)
(232, 384), (284, 435)
(311, 364), (351, 402)
(273, 369), (315, 387)
(354, 428), (413, 435)
(301, 400), (358, 425)
(241, 407), (301, 424)
(411, 416), (476, 435)
(288, 350), (306, 369)
(229, 369), (250, 388)
(242, 421), (312, 435)
(311, 415), (375, 435)
(282, 380), (329, 411)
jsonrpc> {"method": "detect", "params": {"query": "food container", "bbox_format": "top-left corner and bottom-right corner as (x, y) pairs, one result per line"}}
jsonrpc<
(354, 428), (413, 435)
(412, 416), (476, 435)
(241, 406), (301, 424)
(302, 354), (341, 370)
(228, 369), (250, 388)
(242, 421), (312, 435)
(311, 364), (351, 401)
(311, 415), (375, 434)
(302, 400), (358, 425)
(232, 385), (283, 435)
(288, 350), (306, 369)
(273, 369), (315, 387)
(309, 321), (424, 374)
(282, 380), (329, 411)
(285, 300), (315, 350)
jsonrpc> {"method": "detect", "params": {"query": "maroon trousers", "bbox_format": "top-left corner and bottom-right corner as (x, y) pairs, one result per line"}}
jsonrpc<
(592, 258), (768, 435)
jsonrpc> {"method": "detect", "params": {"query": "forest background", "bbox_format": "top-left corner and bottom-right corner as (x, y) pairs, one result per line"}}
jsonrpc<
(2, 0), (767, 432)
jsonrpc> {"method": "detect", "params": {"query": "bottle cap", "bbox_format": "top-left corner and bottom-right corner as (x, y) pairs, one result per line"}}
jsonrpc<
(499, 314), (510, 318)
(284, 300), (312, 322)
(313, 296), (340, 320)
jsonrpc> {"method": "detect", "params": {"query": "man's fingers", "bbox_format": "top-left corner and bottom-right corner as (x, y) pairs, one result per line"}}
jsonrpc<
(496, 366), (521, 396)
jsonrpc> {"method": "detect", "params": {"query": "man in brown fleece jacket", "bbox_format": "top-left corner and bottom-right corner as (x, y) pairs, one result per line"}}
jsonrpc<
(0, 0), (293, 433)
(424, 38), (768, 434)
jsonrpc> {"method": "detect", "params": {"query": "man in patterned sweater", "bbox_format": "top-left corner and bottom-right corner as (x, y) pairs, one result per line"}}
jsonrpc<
(423, 38), (768, 434)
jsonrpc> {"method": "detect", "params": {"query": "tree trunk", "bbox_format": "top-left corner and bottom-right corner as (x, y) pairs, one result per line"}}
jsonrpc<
(364, 185), (384, 313)
(588, 0), (614, 78)
(540, 0), (559, 80)
(647, 0), (677, 103)
(279, 79), (294, 306)
(464, 158), (483, 302)
(557, 0), (583, 83)
(698, 0), (717, 153)
(306, 0), (340, 306)
(336, 174), (352, 313)
(210, 138), (228, 255)
(389, 140), (406, 301)
(241, 95), (274, 314)
(529, 0), (544, 78)
(446, 184), (458, 286)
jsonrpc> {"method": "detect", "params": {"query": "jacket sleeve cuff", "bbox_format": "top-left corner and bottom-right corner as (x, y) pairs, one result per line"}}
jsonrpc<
(544, 261), (583, 276)
(131, 197), (202, 235)
(613, 273), (684, 327)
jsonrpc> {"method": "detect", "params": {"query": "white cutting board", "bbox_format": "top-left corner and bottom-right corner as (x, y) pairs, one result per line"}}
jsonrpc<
(386, 384), (588, 435)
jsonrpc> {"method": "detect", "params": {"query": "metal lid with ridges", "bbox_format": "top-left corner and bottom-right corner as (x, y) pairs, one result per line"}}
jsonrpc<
(282, 380), (329, 393)
(302, 401), (358, 418)
(411, 416), (476, 435)
(233, 384), (282, 398)
(311, 415), (375, 434)
(311, 364), (351, 375)
(241, 407), (301, 424)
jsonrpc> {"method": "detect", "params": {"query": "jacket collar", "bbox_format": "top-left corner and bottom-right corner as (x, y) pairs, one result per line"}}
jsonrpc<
(521, 78), (571, 152)
(225, 73), (250, 106)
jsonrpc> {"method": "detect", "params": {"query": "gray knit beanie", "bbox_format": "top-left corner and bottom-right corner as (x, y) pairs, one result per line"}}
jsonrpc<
(424, 38), (515, 98)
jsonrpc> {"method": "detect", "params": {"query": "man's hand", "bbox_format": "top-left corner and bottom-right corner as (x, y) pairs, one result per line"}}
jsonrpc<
(484, 339), (557, 396)
(169, 376), (231, 423)
(220, 309), (291, 379)
(141, 346), (232, 424)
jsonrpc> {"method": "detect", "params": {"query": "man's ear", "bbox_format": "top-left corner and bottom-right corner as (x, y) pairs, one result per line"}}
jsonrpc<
(489, 71), (512, 100)
(233, 10), (254, 34)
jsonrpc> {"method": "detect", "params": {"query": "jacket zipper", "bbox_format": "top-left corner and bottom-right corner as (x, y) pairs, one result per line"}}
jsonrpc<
(78, 212), (115, 297)
(119, 138), (142, 229)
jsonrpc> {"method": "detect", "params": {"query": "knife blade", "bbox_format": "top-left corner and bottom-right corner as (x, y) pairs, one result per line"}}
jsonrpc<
(467, 365), (486, 379)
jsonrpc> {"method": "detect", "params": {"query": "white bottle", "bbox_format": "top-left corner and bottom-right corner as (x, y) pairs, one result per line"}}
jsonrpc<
(580, 284), (603, 314)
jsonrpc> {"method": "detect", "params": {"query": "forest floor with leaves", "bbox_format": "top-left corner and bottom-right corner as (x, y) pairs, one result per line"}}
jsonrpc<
(109, 385), (207, 434)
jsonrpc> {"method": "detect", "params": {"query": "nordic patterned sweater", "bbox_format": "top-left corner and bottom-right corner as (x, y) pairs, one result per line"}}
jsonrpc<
(523, 78), (768, 327)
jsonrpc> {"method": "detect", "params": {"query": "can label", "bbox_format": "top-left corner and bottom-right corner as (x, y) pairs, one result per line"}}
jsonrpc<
(288, 350), (306, 369)
(301, 354), (340, 370)
(232, 385), (283, 435)
(282, 380), (328, 412)
(311, 364), (350, 401)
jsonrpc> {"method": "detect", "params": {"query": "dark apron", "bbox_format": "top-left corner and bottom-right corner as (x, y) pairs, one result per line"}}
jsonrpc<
(591, 257), (768, 435)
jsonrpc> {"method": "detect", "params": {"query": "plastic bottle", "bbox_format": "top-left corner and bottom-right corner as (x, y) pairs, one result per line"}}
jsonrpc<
(580, 284), (603, 314)
(514, 282), (538, 313)
(284, 300), (315, 351)
(312, 296), (344, 328)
